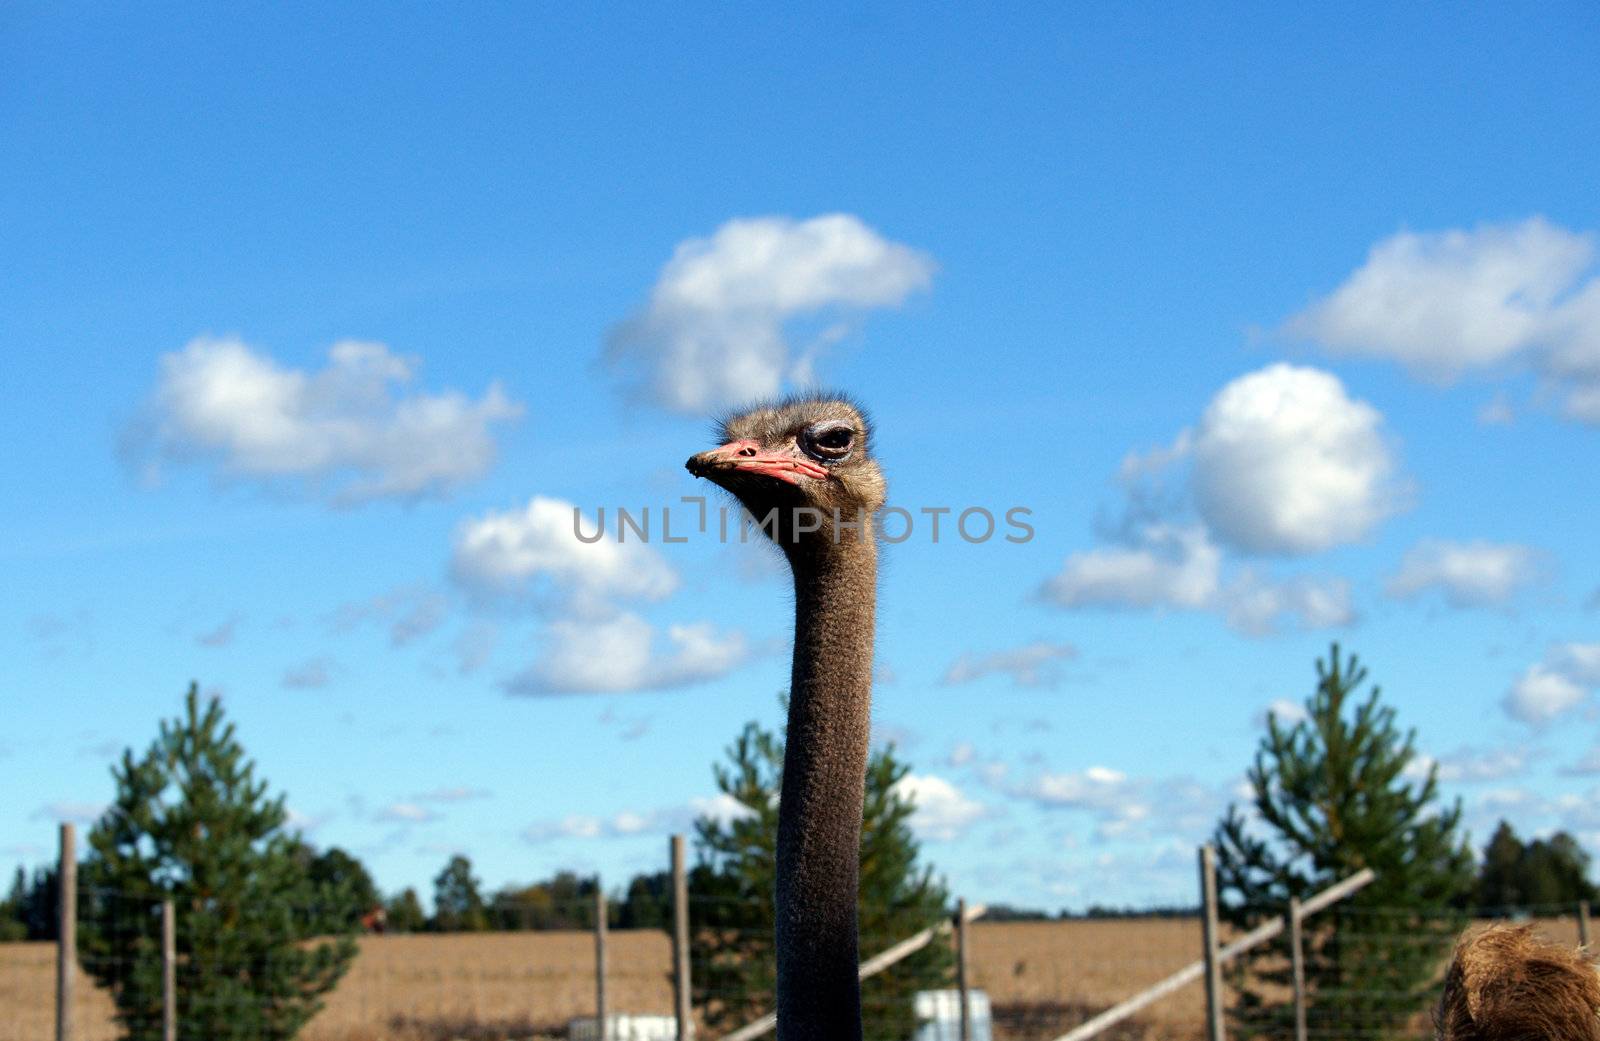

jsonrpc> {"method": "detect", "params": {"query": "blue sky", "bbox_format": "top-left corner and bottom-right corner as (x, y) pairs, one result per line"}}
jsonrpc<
(4, 4), (1600, 911)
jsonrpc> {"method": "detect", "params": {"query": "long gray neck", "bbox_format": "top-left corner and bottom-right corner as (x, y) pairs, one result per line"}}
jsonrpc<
(775, 532), (877, 1041)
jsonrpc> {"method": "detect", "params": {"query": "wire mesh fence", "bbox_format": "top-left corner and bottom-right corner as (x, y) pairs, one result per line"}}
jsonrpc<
(5, 848), (1594, 1041)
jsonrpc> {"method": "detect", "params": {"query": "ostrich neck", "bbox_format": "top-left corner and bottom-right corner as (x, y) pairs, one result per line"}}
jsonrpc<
(776, 535), (877, 1041)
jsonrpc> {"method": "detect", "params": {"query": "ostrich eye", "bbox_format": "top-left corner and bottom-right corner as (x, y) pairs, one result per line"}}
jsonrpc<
(801, 423), (854, 462)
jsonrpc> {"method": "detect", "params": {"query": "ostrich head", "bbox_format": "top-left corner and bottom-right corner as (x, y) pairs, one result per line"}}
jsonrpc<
(685, 394), (886, 551)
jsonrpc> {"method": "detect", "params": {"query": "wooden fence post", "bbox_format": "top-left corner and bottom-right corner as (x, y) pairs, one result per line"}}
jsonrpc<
(1199, 844), (1226, 1041)
(162, 899), (176, 1041)
(672, 835), (693, 1040)
(57, 822), (76, 1041)
(1580, 900), (1591, 949)
(956, 897), (971, 1041)
(1289, 897), (1307, 1041)
(595, 881), (608, 1041)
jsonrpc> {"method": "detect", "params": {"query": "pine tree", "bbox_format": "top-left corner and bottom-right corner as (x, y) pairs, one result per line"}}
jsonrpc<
(690, 713), (952, 1041)
(79, 684), (356, 1041)
(1213, 645), (1474, 1039)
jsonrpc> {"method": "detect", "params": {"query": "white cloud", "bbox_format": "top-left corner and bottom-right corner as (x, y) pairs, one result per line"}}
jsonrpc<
(1284, 218), (1600, 423)
(1432, 745), (1529, 783)
(941, 641), (1078, 688)
(452, 497), (678, 609)
(523, 815), (605, 843)
(505, 612), (751, 695)
(129, 337), (522, 503)
(1190, 364), (1402, 554)
(690, 793), (759, 828)
(1041, 365), (1380, 636)
(1502, 642), (1600, 724)
(412, 786), (490, 803)
(1259, 698), (1309, 727)
(1502, 643), (1600, 724)
(1502, 665), (1580, 724)
(606, 214), (935, 412)
(1219, 571), (1355, 636)
(377, 802), (436, 823)
(892, 773), (987, 841)
(1385, 539), (1544, 607)
(1039, 524), (1220, 611)
(524, 796), (752, 844)
(1040, 524), (1352, 637)
(32, 801), (105, 823)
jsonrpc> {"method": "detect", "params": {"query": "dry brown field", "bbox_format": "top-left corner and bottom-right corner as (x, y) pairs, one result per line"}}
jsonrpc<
(3, 916), (1580, 1041)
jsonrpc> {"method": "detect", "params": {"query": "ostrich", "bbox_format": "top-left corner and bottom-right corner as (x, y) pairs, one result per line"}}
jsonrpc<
(1434, 924), (1600, 1040)
(686, 394), (886, 1041)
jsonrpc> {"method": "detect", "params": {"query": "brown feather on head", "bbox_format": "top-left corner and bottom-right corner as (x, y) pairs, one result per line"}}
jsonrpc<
(1434, 924), (1600, 1041)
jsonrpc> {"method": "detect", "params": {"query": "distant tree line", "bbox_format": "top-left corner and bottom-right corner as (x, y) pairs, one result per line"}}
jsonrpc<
(9, 813), (1593, 945)
(376, 855), (674, 934)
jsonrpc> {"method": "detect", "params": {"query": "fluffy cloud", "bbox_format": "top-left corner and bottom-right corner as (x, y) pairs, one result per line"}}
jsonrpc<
(1220, 571), (1355, 636)
(1284, 218), (1600, 423)
(1012, 767), (1221, 842)
(504, 612), (751, 695)
(1039, 524), (1352, 637)
(941, 641), (1078, 688)
(891, 773), (987, 841)
(1040, 364), (1388, 635)
(606, 214), (934, 412)
(128, 337), (522, 503)
(1502, 643), (1600, 724)
(1040, 524), (1220, 611)
(1259, 698), (1309, 727)
(452, 497), (678, 608)
(1385, 539), (1545, 607)
(1190, 364), (1402, 554)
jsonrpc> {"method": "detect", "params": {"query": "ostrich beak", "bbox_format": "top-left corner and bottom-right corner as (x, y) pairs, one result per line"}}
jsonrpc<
(685, 440), (829, 486)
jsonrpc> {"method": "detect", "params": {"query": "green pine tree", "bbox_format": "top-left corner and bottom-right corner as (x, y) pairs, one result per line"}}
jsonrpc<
(79, 683), (356, 1041)
(1213, 644), (1474, 1040)
(690, 712), (952, 1041)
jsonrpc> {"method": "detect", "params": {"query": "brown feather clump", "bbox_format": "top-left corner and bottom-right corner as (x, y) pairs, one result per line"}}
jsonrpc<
(1434, 924), (1600, 1040)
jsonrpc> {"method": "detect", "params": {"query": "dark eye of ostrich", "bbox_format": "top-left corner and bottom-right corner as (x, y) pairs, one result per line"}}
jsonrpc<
(800, 423), (854, 463)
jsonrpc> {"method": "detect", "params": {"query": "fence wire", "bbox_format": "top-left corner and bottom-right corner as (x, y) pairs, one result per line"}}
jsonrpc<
(4, 878), (1593, 1041)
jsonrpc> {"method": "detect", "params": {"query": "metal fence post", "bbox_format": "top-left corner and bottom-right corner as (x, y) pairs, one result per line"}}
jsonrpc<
(1580, 900), (1592, 949)
(1199, 844), (1226, 1041)
(57, 822), (76, 1041)
(595, 880), (608, 1041)
(672, 835), (693, 1040)
(162, 899), (176, 1041)
(1289, 896), (1307, 1041)
(956, 897), (971, 1041)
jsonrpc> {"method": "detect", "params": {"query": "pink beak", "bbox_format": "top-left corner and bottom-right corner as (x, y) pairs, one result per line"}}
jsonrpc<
(685, 439), (830, 486)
